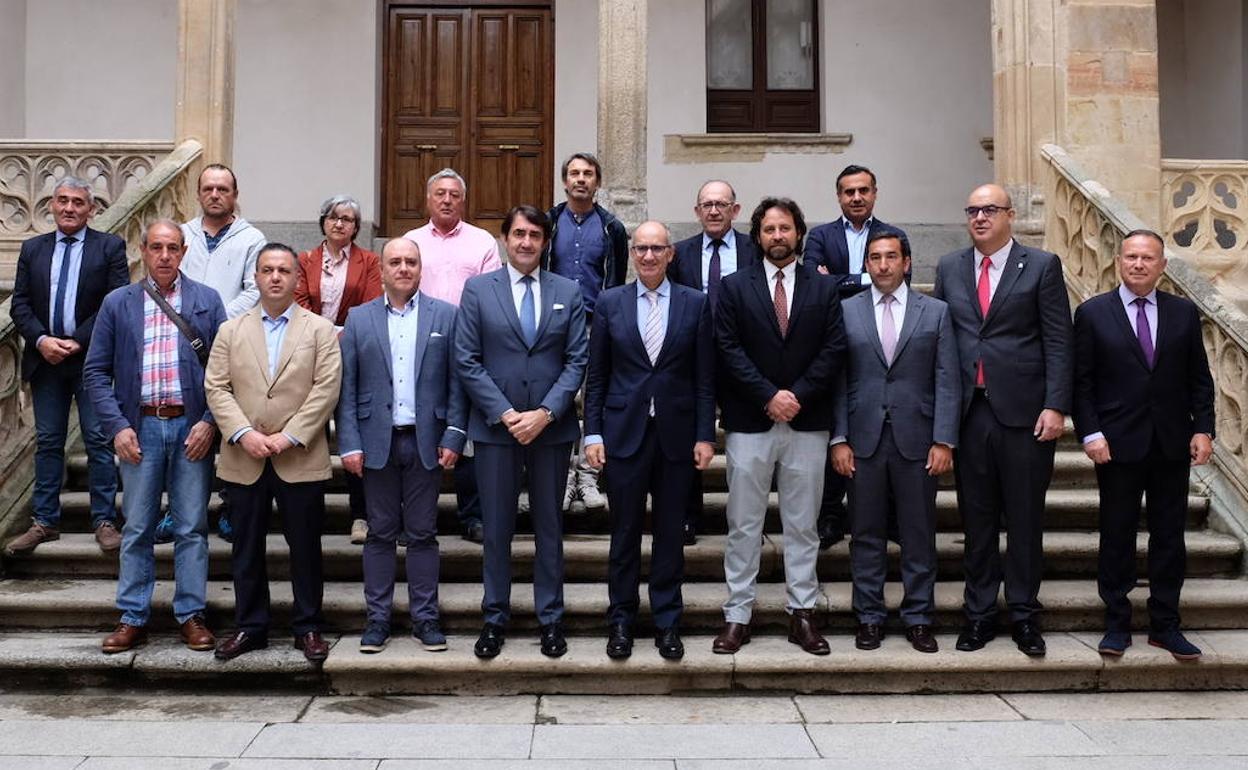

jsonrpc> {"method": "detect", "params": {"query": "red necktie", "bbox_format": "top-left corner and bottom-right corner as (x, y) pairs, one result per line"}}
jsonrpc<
(975, 257), (992, 387)
(773, 270), (789, 337)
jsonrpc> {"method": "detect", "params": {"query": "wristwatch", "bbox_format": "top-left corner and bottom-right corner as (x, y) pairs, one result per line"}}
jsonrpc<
(541, 407), (555, 423)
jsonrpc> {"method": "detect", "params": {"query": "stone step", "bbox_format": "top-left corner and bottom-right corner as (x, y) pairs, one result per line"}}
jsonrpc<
(5, 531), (1241, 583)
(50, 488), (1211, 536)
(2, 627), (1246, 694)
(3, 576), (1246, 635)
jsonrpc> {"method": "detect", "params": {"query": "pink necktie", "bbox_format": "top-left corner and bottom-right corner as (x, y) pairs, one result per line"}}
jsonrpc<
(976, 257), (992, 387)
(880, 293), (897, 365)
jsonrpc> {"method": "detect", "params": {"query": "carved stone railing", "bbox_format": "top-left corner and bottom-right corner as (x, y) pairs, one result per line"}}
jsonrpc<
(0, 139), (203, 548)
(1162, 158), (1248, 308)
(1043, 144), (1248, 533)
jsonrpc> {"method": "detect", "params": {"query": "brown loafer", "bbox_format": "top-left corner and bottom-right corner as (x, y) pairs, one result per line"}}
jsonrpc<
(855, 622), (884, 650)
(102, 623), (148, 654)
(180, 615), (216, 651)
(788, 608), (830, 655)
(94, 521), (122, 552)
(295, 630), (330, 662)
(215, 630), (268, 661)
(712, 622), (751, 654)
(906, 624), (939, 653)
(4, 522), (60, 556)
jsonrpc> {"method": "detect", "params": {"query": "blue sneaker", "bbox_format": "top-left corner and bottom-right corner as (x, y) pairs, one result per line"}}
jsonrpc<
(1148, 629), (1202, 661)
(414, 619), (448, 651)
(216, 512), (234, 543)
(153, 512), (175, 544)
(359, 621), (390, 653)
(1097, 631), (1132, 657)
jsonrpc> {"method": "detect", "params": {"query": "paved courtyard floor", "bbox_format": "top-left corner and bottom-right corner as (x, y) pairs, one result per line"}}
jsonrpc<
(1, 690), (1247, 768)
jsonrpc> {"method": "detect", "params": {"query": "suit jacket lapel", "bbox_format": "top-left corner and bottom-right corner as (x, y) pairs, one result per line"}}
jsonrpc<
(271, 305), (308, 384)
(984, 243), (1025, 325)
(533, 270), (557, 345)
(342, 245), (365, 313)
(787, 266), (809, 332)
(369, 299), (394, 381)
(891, 293), (925, 366)
(856, 294), (887, 367)
(656, 285), (687, 366)
(413, 293), (434, 385)
(1152, 292), (1174, 369)
(960, 249), (981, 322)
(748, 265), (784, 340)
(621, 284), (647, 363)
(491, 269), (527, 345)
(127, 285), (146, 356)
(244, 309), (272, 385)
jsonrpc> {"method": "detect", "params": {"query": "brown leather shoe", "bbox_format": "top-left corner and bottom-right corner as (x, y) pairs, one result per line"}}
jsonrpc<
(180, 615), (216, 651)
(906, 624), (939, 653)
(295, 630), (330, 662)
(855, 622), (884, 650)
(94, 521), (122, 552)
(788, 608), (830, 655)
(214, 630), (268, 660)
(4, 522), (59, 556)
(712, 622), (751, 654)
(102, 623), (148, 654)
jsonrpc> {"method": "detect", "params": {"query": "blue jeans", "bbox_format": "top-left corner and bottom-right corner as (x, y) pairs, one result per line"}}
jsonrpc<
(31, 366), (117, 528)
(115, 415), (212, 627)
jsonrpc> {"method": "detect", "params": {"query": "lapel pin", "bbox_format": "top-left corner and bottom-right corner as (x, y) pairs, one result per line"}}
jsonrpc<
(1017, 262), (1024, 269)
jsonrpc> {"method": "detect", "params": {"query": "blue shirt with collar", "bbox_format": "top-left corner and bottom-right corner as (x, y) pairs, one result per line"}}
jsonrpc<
(552, 206), (606, 314)
(700, 230), (739, 289)
(386, 292), (421, 427)
(48, 228), (86, 338)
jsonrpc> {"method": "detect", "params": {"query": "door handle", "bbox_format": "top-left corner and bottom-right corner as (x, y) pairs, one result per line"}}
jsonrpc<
(498, 144), (519, 151)
(416, 144), (438, 151)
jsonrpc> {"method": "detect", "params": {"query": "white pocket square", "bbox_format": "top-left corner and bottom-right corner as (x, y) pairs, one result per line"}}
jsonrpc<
(430, 331), (445, 338)
(553, 303), (566, 311)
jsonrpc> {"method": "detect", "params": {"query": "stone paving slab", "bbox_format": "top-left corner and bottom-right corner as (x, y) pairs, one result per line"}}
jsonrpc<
(795, 693), (1021, 722)
(0, 691), (310, 722)
(538, 694), (802, 724)
(302, 695), (536, 723)
(805, 720), (1105, 758)
(243, 723), (534, 759)
(78, 761), (378, 770)
(530, 724), (818, 759)
(1074, 718), (1248, 756)
(0, 719), (265, 757)
(0, 758), (83, 770)
(677, 761), (1248, 770)
(1004, 690), (1248, 720)
(380, 763), (671, 770)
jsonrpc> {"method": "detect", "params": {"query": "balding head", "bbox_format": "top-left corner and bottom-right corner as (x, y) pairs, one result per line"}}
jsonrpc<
(631, 220), (674, 290)
(382, 237), (422, 303)
(965, 183), (1016, 254)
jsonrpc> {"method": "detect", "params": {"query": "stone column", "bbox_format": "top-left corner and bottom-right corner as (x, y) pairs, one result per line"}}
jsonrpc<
(596, 0), (647, 226)
(992, 0), (1161, 230)
(175, 0), (236, 175)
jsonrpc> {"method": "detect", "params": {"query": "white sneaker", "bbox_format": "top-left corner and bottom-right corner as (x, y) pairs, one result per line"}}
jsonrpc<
(518, 492), (531, 515)
(579, 479), (607, 511)
(562, 473), (579, 511)
(350, 518), (368, 544)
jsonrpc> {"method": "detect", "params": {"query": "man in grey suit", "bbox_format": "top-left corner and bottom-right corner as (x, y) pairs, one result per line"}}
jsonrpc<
(932, 184), (1073, 657)
(455, 205), (589, 660)
(337, 237), (467, 654)
(832, 230), (961, 654)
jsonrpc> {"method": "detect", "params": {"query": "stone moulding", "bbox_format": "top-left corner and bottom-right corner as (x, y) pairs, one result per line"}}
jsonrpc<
(663, 133), (853, 164)
(1161, 158), (1248, 306)
(1042, 143), (1248, 553)
(0, 139), (204, 547)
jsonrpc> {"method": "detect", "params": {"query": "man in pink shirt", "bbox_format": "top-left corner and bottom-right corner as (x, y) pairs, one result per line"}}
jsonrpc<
(402, 169), (501, 543)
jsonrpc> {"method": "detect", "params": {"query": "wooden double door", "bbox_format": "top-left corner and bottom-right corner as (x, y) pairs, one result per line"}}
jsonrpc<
(381, 2), (554, 237)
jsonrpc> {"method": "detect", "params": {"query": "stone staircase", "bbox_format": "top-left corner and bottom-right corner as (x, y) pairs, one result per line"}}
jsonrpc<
(2, 422), (1248, 695)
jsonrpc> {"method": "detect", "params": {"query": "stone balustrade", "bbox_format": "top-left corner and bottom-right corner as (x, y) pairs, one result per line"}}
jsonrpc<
(1162, 159), (1248, 308)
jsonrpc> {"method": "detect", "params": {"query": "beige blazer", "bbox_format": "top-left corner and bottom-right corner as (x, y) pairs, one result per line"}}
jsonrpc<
(205, 303), (342, 485)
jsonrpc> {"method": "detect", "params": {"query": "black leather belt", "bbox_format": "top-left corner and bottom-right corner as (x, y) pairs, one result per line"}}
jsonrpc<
(393, 424), (415, 433)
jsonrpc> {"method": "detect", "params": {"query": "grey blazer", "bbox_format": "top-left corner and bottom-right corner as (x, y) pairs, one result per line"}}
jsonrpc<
(834, 289), (962, 461)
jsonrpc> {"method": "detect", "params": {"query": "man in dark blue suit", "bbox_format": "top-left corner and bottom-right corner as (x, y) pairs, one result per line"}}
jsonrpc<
(1073, 229), (1215, 661)
(6, 176), (129, 557)
(83, 220), (227, 654)
(803, 165), (909, 550)
(585, 220), (716, 660)
(337, 237), (467, 654)
(455, 205), (588, 659)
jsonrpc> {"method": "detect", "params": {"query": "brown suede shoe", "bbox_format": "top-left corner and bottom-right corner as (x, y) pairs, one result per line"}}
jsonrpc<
(4, 522), (60, 556)
(94, 521), (122, 552)
(712, 622), (751, 654)
(180, 615), (216, 651)
(788, 608), (830, 655)
(295, 630), (330, 662)
(102, 623), (148, 654)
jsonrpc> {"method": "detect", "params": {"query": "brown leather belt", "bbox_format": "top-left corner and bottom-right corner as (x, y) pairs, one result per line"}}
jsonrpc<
(140, 404), (185, 418)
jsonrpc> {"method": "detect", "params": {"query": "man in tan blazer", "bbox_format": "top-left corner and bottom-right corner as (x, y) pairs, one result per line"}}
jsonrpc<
(205, 242), (342, 662)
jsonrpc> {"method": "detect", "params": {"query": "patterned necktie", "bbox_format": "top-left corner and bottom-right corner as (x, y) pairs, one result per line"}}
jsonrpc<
(707, 238), (723, 310)
(643, 289), (663, 365)
(975, 256), (992, 387)
(1134, 296), (1155, 368)
(520, 275), (536, 346)
(52, 235), (76, 337)
(880, 293), (897, 365)
(773, 269), (789, 337)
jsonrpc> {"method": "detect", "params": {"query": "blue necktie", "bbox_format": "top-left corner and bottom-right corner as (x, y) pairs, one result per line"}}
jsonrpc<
(520, 275), (537, 346)
(51, 236), (75, 337)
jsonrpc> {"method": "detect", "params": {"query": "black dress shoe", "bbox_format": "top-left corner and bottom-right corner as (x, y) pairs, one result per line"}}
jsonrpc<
(606, 623), (633, 659)
(683, 524), (697, 546)
(955, 620), (996, 652)
(540, 623), (568, 658)
(905, 624), (939, 653)
(1012, 620), (1047, 657)
(474, 623), (506, 659)
(214, 630), (268, 661)
(655, 627), (684, 660)
(855, 622), (884, 650)
(818, 519), (845, 551)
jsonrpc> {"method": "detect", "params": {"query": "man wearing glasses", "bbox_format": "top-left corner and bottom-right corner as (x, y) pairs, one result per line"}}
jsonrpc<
(932, 184), (1073, 658)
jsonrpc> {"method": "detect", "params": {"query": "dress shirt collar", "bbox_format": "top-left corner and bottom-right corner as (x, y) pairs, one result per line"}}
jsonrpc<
(507, 263), (540, 284)
(322, 240), (351, 267)
(1118, 283), (1157, 307)
(763, 258), (795, 281)
(841, 215), (875, 234)
(386, 291), (420, 315)
(55, 228), (86, 244)
(974, 238), (1014, 269)
(636, 278), (671, 299)
(870, 280), (909, 308)
(145, 272), (182, 297)
(430, 219), (464, 239)
(261, 303), (297, 324)
(702, 230), (736, 250)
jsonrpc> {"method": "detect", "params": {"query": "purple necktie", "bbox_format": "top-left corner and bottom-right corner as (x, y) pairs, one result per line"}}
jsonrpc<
(1134, 297), (1155, 368)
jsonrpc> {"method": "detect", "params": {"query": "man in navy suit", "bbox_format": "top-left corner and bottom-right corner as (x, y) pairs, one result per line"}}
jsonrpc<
(6, 176), (129, 557)
(804, 165), (910, 550)
(713, 197), (846, 656)
(1073, 229), (1215, 660)
(455, 205), (588, 659)
(83, 219), (227, 654)
(585, 220), (716, 660)
(338, 237), (467, 654)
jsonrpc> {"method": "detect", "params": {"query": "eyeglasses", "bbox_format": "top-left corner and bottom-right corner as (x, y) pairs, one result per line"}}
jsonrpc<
(630, 244), (672, 255)
(964, 205), (1011, 219)
(327, 215), (358, 225)
(697, 201), (733, 212)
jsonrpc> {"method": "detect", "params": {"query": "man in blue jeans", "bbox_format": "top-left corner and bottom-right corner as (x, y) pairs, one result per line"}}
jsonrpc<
(83, 220), (227, 653)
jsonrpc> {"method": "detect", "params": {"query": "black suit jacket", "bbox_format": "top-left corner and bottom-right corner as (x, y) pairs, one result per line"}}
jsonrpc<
(932, 241), (1073, 426)
(804, 217), (909, 298)
(10, 227), (129, 380)
(668, 229), (760, 292)
(715, 261), (846, 433)
(1072, 288), (1215, 463)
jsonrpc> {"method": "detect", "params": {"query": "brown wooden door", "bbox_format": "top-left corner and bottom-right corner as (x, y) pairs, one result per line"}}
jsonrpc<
(382, 3), (553, 236)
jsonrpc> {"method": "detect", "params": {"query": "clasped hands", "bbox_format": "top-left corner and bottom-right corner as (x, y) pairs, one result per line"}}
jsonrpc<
(766, 389), (801, 423)
(37, 336), (81, 365)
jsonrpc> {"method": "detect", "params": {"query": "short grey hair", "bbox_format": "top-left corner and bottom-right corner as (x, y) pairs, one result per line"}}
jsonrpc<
(319, 194), (363, 240)
(426, 168), (467, 196)
(140, 218), (185, 248)
(52, 175), (96, 206)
